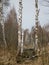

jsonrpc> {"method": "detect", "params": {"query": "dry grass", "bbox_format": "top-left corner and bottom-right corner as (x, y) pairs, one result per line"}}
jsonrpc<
(0, 45), (49, 65)
(0, 51), (42, 65)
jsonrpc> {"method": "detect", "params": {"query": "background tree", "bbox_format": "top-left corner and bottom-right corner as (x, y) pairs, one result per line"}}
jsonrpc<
(4, 7), (18, 53)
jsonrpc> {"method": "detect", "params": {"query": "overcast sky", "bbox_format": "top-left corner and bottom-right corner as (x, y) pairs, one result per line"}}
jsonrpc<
(5, 0), (49, 30)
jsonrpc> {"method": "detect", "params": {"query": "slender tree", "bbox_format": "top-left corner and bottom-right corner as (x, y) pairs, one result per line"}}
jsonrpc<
(2, 0), (9, 47)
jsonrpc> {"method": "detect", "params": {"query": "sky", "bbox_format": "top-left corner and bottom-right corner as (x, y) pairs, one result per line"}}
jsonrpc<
(4, 0), (49, 30)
